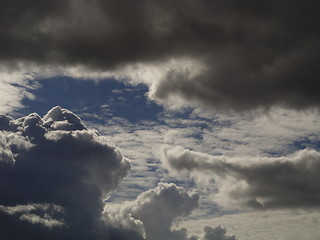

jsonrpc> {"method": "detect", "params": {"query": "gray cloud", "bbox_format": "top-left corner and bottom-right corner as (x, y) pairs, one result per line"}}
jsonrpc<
(0, 203), (65, 228)
(161, 146), (320, 209)
(1, 0), (320, 110)
(200, 226), (236, 240)
(0, 106), (141, 239)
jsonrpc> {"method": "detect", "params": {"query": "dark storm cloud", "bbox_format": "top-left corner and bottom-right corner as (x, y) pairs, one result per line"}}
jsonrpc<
(162, 146), (320, 209)
(0, 106), (145, 240)
(0, 109), (239, 240)
(1, 0), (320, 110)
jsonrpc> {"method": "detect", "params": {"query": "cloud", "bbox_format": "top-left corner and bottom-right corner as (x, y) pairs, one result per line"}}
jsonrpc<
(0, 72), (38, 114)
(103, 182), (200, 240)
(0, 106), (137, 239)
(92, 107), (320, 205)
(87, 106), (320, 216)
(103, 182), (237, 240)
(0, 203), (65, 228)
(1, 0), (320, 111)
(161, 146), (320, 209)
(181, 209), (320, 240)
(200, 226), (236, 240)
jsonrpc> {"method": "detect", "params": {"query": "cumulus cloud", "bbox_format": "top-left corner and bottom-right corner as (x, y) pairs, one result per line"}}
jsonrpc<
(0, 106), (136, 239)
(161, 146), (320, 209)
(103, 183), (237, 240)
(200, 226), (236, 240)
(103, 182), (200, 240)
(1, 0), (320, 111)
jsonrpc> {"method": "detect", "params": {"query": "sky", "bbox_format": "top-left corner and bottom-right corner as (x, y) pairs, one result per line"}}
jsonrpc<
(0, 1), (320, 239)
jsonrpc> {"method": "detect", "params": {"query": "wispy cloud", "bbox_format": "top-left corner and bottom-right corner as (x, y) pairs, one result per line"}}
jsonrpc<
(0, 73), (38, 114)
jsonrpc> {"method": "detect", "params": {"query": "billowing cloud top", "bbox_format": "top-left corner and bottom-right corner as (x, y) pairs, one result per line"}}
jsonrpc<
(104, 182), (200, 240)
(103, 182), (237, 240)
(200, 226), (236, 240)
(0, 106), (132, 239)
(0, 108), (240, 240)
(1, 0), (320, 111)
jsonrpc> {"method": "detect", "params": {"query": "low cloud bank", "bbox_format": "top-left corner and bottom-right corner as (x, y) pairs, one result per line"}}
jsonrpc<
(162, 146), (320, 209)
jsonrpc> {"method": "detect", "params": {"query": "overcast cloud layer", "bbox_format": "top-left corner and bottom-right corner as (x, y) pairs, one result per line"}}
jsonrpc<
(162, 146), (320, 209)
(1, 1), (320, 239)
(1, 0), (320, 111)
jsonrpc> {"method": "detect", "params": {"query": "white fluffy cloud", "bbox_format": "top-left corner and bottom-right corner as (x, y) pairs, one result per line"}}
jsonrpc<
(0, 106), (133, 239)
(161, 146), (320, 209)
(103, 182), (200, 240)
(103, 182), (237, 240)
